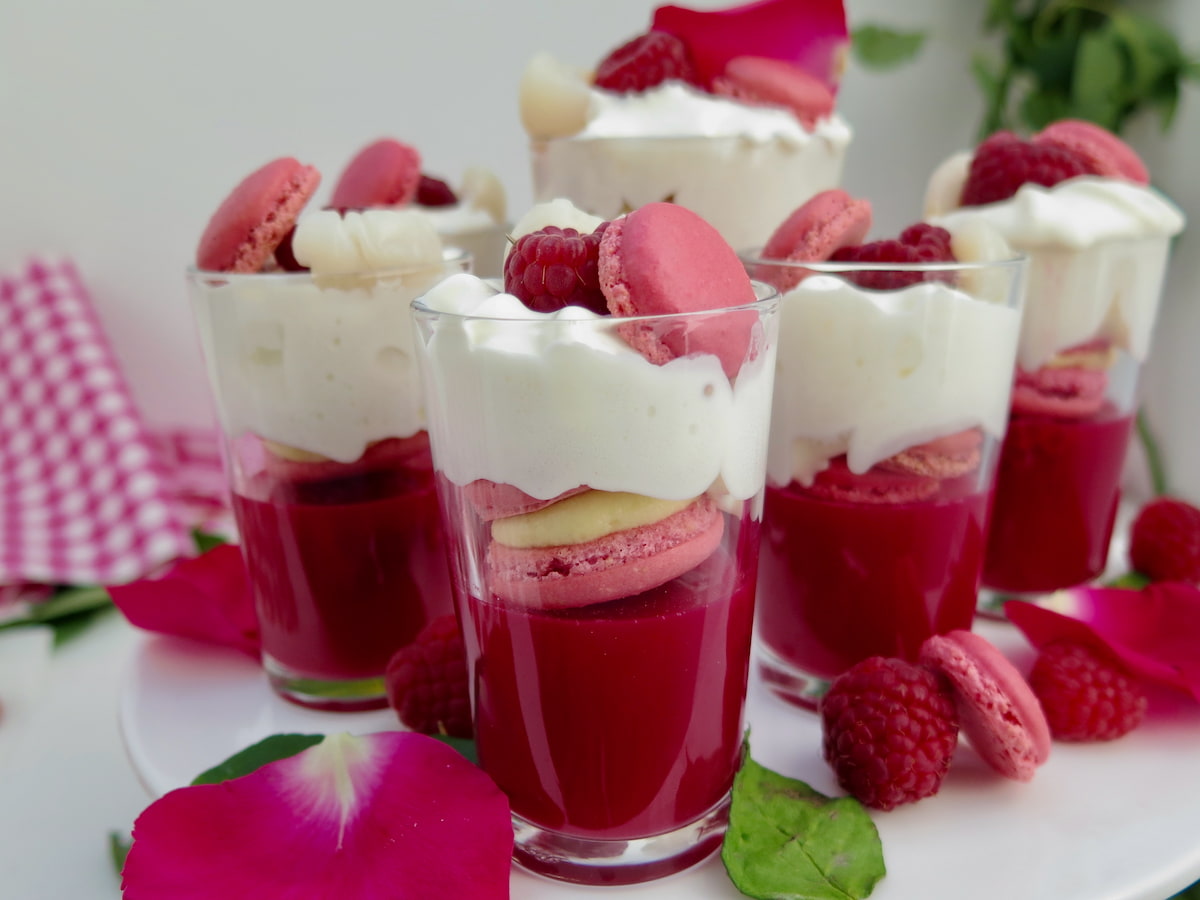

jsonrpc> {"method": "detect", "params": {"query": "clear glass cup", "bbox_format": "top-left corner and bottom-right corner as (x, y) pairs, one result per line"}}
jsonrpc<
(186, 249), (470, 711)
(742, 252), (1028, 708)
(412, 280), (780, 885)
(531, 131), (847, 253)
(979, 235), (1176, 606)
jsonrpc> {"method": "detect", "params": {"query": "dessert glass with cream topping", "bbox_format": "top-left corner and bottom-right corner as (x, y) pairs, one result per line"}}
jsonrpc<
(520, 0), (851, 251)
(189, 188), (469, 710)
(743, 195), (1027, 707)
(926, 123), (1186, 603)
(412, 214), (779, 883)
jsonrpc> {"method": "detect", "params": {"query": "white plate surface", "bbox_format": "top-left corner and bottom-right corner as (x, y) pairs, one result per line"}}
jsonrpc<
(119, 620), (1200, 900)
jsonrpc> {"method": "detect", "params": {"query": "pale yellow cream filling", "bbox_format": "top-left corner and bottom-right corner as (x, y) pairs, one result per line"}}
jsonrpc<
(491, 490), (693, 548)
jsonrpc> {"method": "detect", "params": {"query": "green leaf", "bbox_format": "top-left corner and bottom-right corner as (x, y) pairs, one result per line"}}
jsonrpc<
(191, 528), (228, 554)
(722, 755), (885, 900)
(1109, 12), (1171, 99)
(108, 830), (132, 875)
(1169, 878), (1200, 899)
(1019, 87), (1074, 132)
(51, 605), (114, 647)
(850, 25), (926, 71)
(430, 734), (479, 765)
(0, 585), (115, 644)
(1071, 26), (1126, 129)
(1104, 571), (1151, 590)
(191, 733), (325, 786)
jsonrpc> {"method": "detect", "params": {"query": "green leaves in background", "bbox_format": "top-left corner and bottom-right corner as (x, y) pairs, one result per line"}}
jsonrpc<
(851, 25), (926, 71)
(722, 753), (885, 899)
(975, 1), (1200, 138)
(191, 733), (325, 786)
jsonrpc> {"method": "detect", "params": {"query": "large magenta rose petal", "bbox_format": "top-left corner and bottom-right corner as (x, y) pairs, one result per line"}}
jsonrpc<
(108, 544), (260, 658)
(652, 0), (849, 90)
(1005, 582), (1200, 701)
(121, 732), (514, 899)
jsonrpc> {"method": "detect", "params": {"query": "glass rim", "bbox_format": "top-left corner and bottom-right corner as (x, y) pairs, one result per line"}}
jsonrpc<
(411, 278), (780, 326)
(185, 245), (472, 284)
(738, 247), (1029, 275)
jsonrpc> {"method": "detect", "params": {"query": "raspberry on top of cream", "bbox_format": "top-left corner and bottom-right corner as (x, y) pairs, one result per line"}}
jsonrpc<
(413, 273), (776, 504)
(925, 125), (1185, 372)
(521, 0), (852, 251)
(191, 209), (462, 463)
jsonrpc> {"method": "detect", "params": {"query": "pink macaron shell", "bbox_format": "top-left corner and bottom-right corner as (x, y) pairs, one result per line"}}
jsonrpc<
(263, 433), (431, 483)
(329, 138), (422, 209)
(487, 498), (724, 609)
(1034, 120), (1150, 185)
(599, 203), (759, 381)
(879, 428), (984, 480)
(805, 458), (939, 504)
(1011, 366), (1109, 418)
(713, 56), (835, 128)
(196, 157), (321, 273)
(758, 189), (872, 291)
(463, 480), (590, 522)
(920, 630), (1052, 781)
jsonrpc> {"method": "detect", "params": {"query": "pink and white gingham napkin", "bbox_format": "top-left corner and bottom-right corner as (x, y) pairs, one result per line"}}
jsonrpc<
(0, 257), (197, 585)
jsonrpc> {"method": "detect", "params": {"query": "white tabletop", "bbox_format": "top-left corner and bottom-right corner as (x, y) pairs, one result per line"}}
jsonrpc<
(4, 610), (1200, 900)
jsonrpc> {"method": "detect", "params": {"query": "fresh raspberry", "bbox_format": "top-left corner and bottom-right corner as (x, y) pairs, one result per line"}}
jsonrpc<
(820, 656), (959, 810)
(594, 30), (698, 94)
(416, 174), (458, 207)
(961, 130), (1094, 206)
(1129, 496), (1200, 583)
(503, 223), (610, 314)
(384, 614), (472, 738)
(830, 223), (956, 291)
(1028, 641), (1147, 742)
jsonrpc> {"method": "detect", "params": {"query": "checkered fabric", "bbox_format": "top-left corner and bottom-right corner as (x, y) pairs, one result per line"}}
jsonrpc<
(0, 257), (195, 585)
(145, 426), (236, 538)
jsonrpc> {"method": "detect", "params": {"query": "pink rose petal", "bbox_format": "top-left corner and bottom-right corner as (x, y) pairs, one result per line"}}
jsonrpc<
(108, 544), (260, 658)
(1005, 582), (1200, 701)
(122, 731), (513, 899)
(653, 0), (849, 90)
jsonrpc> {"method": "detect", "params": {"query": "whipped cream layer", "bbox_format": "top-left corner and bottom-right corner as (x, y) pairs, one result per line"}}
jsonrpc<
(415, 273), (776, 503)
(768, 275), (1021, 487)
(191, 213), (465, 462)
(532, 83), (851, 252)
(933, 178), (1185, 370)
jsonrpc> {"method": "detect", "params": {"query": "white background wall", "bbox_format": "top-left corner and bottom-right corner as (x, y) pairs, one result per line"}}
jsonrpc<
(2, 0), (1197, 495)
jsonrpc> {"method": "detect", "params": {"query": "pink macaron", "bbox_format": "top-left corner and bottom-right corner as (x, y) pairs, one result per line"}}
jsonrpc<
(757, 189), (872, 291)
(463, 480), (590, 522)
(487, 496), (724, 609)
(1011, 366), (1109, 419)
(880, 429), (984, 480)
(263, 433), (432, 483)
(195, 157), (321, 273)
(919, 629), (1051, 781)
(1034, 120), (1149, 185)
(598, 202), (760, 380)
(805, 458), (939, 505)
(713, 55), (835, 127)
(330, 138), (422, 209)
